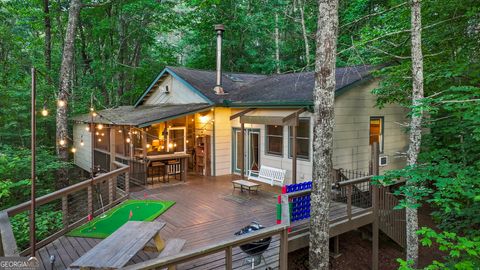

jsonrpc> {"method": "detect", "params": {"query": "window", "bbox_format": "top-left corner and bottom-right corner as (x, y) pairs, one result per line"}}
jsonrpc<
(266, 125), (283, 156)
(289, 118), (310, 159)
(168, 127), (186, 153)
(369, 117), (384, 152)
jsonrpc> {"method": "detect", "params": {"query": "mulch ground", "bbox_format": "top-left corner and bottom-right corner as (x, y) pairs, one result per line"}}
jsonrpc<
(288, 205), (444, 269)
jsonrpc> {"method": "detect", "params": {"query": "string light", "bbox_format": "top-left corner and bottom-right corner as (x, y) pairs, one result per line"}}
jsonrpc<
(80, 139), (84, 146)
(41, 101), (48, 117)
(146, 144), (151, 148)
(58, 100), (66, 107)
(90, 107), (95, 112)
(101, 133), (105, 137)
(92, 111), (97, 117)
(85, 126), (90, 132)
(95, 131), (99, 135)
(59, 139), (66, 146)
(168, 143), (173, 149)
(126, 137), (131, 143)
(71, 147), (77, 153)
(98, 138), (102, 142)
(97, 124), (103, 130)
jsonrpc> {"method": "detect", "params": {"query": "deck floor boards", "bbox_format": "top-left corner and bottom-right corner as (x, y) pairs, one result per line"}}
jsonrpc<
(35, 174), (365, 269)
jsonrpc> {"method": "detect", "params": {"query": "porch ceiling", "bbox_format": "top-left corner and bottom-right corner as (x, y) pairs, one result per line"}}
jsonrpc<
(71, 103), (211, 127)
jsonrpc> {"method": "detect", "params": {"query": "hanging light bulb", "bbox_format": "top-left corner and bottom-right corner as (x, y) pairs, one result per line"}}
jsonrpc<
(186, 140), (189, 143)
(101, 133), (105, 137)
(92, 111), (97, 117)
(168, 143), (173, 149)
(126, 137), (131, 143)
(95, 131), (99, 136)
(98, 138), (102, 142)
(71, 147), (77, 153)
(97, 124), (103, 130)
(59, 139), (66, 146)
(58, 99), (66, 107)
(161, 145), (165, 150)
(118, 130), (122, 133)
(41, 101), (48, 117)
(173, 143), (177, 148)
(90, 107), (95, 112)
(85, 126), (90, 132)
(146, 144), (151, 148)
(80, 139), (84, 146)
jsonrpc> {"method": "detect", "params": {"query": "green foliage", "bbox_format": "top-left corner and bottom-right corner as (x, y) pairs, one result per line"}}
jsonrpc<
(397, 228), (480, 270)
(11, 207), (63, 251)
(0, 144), (66, 210)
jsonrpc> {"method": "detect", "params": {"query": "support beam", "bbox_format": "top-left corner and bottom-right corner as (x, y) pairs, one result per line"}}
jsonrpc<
(229, 108), (255, 120)
(282, 108), (306, 125)
(371, 142), (380, 270)
(240, 123), (245, 179)
(292, 123), (297, 184)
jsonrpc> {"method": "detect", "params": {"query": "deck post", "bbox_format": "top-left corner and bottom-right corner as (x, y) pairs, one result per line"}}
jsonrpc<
(62, 196), (68, 230)
(225, 246), (233, 270)
(371, 142), (380, 270)
(291, 118), (297, 184)
(346, 185), (352, 220)
(279, 227), (288, 270)
(125, 172), (130, 196)
(240, 123), (245, 179)
(110, 127), (116, 171)
(87, 185), (93, 217)
(108, 177), (114, 204)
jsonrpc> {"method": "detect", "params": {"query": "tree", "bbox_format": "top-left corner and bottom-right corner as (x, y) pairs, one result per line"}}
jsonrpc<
(405, 0), (424, 265)
(56, 0), (82, 188)
(309, 0), (338, 269)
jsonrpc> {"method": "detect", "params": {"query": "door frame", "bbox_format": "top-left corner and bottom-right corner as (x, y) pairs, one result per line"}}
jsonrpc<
(231, 127), (261, 175)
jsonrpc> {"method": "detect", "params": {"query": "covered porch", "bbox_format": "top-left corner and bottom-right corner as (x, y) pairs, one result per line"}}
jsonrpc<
(73, 103), (216, 186)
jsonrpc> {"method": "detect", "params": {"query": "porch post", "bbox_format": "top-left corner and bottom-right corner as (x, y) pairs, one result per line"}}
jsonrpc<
(291, 116), (298, 184)
(142, 129), (147, 157)
(371, 142), (380, 270)
(109, 126), (116, 171)
(240, 123), (245, 179)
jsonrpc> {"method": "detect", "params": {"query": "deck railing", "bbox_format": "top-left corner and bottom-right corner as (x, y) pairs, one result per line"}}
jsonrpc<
(2, 161), (130, 256)
(124, 224), (289, 270)
(280, 175), (375, 237)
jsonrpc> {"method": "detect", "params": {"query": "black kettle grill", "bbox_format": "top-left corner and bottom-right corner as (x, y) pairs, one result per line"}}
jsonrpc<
(234, 222), (272, 256)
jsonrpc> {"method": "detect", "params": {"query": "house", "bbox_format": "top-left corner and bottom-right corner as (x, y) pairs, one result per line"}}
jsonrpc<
(72, 27), (408, 186)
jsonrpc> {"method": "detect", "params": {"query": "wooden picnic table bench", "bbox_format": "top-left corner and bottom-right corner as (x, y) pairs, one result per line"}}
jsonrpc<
(70, 221), (167, 269)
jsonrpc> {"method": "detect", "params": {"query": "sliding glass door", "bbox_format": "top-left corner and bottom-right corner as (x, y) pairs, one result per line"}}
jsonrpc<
(232, 128), (260, 175)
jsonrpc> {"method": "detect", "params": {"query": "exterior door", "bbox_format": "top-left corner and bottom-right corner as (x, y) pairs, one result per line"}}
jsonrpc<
(232, 128), (260, 175)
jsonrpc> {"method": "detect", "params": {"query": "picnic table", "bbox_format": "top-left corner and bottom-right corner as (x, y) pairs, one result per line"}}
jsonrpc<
(70, 221), (166, 269)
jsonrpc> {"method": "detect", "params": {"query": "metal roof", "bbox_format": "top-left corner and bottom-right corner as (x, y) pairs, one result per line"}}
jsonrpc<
(71, 103), (212, 127)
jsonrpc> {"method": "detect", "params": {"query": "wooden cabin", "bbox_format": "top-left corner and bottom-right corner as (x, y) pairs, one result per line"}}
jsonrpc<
(72, 65), (409, 186)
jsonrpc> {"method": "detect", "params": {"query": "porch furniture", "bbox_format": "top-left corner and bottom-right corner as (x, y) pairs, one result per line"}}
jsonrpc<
(70, 221), (166, 269)
(147, 161), (166, 183)
(195, 135), (211, 176)
(146, 153), (190, 182)
(247, 165), (286, 186)
(232, 180), (260, 194)
(0, 211), (18, 256)
(157, 238), (187, 270)
(166, 160), (182, 181)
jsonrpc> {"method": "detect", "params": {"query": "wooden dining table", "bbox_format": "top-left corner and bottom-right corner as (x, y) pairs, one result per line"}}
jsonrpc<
(146, 153), (190, 182)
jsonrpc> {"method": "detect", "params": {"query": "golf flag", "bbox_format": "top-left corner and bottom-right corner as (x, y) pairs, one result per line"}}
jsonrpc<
(87, 214), (93, 221)
(129, 210), (133, 220)
(144, 192), (148, 199)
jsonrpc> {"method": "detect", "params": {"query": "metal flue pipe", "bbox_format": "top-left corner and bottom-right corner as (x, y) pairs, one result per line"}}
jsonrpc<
(213, 24), (225, 95)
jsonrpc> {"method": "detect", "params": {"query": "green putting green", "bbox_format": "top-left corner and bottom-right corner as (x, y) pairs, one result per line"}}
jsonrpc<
(67, 200), (175, 239)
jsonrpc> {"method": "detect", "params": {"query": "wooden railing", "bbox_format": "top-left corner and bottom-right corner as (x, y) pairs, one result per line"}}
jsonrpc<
(280, 175), (375, 236)
(378, 188), (406, 248)
(124, 224), (289, 270)
(2, 161), (130, 256)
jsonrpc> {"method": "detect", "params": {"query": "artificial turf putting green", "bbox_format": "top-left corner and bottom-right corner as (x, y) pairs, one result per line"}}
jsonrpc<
(67, 200), (175, 239)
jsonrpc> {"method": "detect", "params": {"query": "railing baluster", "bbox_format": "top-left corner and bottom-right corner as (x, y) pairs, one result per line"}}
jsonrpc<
(225, 246), (233, 270)
(87, 186), (93, 217)
(108, 177), (114, 204)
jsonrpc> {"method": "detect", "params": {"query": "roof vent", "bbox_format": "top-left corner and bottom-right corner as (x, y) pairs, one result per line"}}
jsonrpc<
(213, 24), (226, 95)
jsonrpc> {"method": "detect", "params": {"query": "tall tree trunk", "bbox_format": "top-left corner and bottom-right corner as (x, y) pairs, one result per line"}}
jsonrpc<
(43, 0), (52, 84)
(56, 0), (81, 189)
(406, 0), (423, 266)
(309, 0), (338, 269)
(275, 13), (280, 74)
(297, 0), (311, 67)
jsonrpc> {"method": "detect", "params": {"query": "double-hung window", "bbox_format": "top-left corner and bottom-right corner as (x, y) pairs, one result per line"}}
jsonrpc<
(289, 118), (310, 159)
(266, 125), (283, 156)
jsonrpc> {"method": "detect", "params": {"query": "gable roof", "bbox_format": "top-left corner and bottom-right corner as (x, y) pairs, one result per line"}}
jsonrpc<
(135, 65), (376, 107)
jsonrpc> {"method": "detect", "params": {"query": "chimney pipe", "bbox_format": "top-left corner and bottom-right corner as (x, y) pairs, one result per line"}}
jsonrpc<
(213, 24), (225, 95)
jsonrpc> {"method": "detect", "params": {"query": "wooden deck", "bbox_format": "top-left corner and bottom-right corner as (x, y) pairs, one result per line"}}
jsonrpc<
(33, 174), (370, 270)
